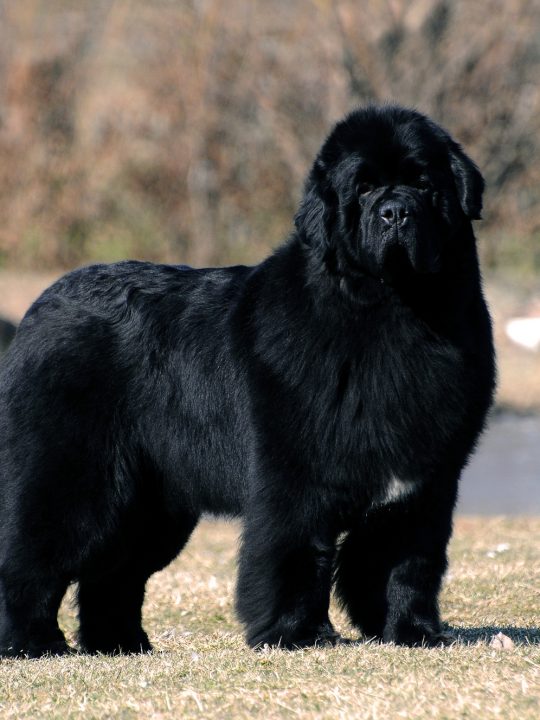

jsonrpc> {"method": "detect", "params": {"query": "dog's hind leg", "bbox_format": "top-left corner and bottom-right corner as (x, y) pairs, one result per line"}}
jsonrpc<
(0, 571), (71, 657)
(77, 570), (152, 654)
(77, 510), (199, 654)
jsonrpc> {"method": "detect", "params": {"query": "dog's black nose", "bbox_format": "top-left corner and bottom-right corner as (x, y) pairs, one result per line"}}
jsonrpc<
(379, 200), (410, 227)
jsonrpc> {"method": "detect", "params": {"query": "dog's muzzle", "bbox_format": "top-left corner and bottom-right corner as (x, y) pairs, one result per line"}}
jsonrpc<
(379, 199), (412, 229)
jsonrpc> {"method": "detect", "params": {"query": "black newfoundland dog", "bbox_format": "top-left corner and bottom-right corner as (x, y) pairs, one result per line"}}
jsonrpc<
(0, 105), (495, 657)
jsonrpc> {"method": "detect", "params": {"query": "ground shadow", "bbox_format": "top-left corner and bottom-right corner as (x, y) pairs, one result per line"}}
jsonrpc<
(444, 625), (540, 646)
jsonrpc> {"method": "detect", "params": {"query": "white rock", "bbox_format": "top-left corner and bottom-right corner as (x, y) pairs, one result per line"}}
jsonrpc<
(489, 632), (515, 650)
(505, 318), (540, 351)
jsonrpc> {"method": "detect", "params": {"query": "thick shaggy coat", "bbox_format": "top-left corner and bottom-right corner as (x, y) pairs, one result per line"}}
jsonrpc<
(0, 318), (16, 353)
(0, 106), (495, 656)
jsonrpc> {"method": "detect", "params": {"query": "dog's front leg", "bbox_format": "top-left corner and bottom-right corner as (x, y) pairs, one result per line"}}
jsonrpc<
(381, 478), (458, 647)
(235, 492), (339, 649)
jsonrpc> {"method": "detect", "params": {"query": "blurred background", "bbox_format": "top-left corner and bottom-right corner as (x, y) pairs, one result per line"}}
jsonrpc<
(0, 0), (538, 510)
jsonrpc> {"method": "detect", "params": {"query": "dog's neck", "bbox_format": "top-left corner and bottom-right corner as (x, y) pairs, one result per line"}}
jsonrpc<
(295, 230), (482, 342)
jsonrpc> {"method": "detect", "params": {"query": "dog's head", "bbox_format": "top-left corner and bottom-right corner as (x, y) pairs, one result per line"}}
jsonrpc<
(295, 106), (484, 282)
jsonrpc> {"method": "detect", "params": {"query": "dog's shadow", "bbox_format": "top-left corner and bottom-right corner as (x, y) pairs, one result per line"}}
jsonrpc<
(347, 626), (540, 648)
(444, 625), (540, 646)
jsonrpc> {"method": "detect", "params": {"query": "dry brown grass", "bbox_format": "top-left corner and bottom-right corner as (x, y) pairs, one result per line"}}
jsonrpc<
(0, 517), (538, 719)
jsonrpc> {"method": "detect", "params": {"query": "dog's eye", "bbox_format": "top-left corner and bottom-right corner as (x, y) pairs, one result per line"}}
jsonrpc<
(357, 182), (374, 196)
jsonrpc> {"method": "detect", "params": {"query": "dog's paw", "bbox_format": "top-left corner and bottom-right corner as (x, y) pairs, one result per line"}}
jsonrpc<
(249, 622), (347, 650)
(0, 639), (76, 659)
(383, 620), (454, 648)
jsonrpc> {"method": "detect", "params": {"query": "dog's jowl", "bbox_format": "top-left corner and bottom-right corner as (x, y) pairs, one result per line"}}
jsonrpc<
(0, 105), (495, 657)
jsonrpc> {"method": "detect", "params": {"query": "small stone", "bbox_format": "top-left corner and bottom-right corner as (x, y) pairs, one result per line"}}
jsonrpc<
(486, 543), (510, 558)
(490, 632), (514, 650)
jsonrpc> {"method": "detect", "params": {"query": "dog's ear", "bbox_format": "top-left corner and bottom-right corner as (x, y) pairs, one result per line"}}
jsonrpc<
(448, 142), (485, 220)
(294, 160), (337, 251)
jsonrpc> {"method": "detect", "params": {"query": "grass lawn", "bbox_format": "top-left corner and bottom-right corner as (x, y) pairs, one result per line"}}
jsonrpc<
(0, 517), (538, 719)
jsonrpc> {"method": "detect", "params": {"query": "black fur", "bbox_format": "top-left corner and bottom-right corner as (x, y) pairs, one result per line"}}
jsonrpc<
(0, 317), (16, 353)
(0, 105), (495, 657)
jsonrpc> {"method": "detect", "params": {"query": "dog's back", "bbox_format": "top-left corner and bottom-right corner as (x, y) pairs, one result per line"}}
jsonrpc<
(0, 261), (252, 569)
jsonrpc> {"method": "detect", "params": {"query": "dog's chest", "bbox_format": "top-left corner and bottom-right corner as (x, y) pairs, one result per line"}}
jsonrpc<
(368, 474), (415, 510)
(313, 312), (469, 476)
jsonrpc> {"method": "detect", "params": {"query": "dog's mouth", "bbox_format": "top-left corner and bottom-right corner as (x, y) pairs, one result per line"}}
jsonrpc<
(379, 235), (441, 282)
(380, 244), (412, 284)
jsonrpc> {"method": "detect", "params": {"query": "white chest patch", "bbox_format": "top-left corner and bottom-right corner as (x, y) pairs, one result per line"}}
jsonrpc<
(376, 476), (415, 507)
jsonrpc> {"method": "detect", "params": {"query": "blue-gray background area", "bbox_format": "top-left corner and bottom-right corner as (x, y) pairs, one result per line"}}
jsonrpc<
(458, 412), (540, 515)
